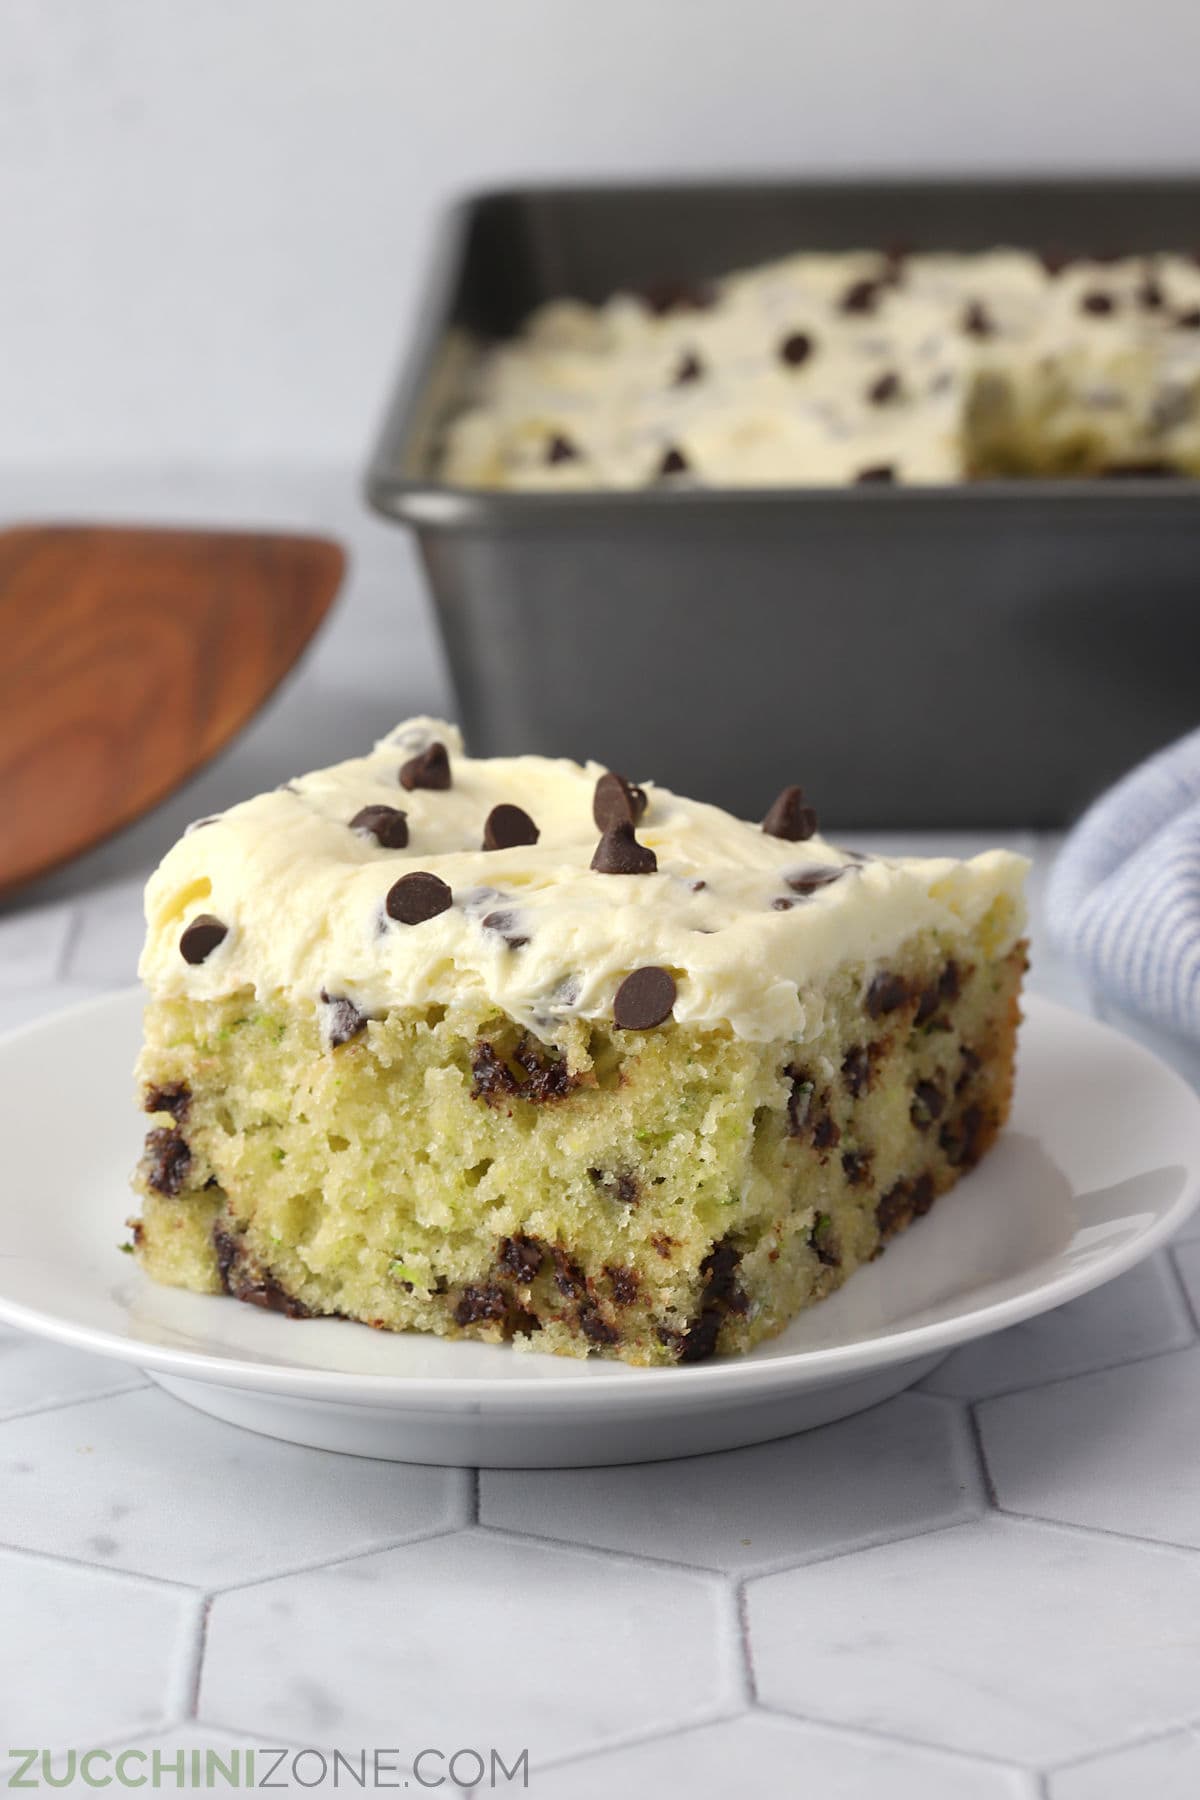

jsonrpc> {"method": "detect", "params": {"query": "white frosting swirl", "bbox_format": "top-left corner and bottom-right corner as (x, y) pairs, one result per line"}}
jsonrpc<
(140, 718), (1027, 1044)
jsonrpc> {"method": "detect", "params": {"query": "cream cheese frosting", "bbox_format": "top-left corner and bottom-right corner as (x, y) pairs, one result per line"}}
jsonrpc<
(140, 718), (1028, 1045)
(438, 248), (1200, 488)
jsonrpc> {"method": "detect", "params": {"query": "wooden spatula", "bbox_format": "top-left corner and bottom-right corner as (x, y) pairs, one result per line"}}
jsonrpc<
(0, 524), (345, 898)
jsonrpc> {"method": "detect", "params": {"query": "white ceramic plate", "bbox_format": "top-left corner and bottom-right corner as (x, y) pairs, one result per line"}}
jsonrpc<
(0, 989), (1196, 1467)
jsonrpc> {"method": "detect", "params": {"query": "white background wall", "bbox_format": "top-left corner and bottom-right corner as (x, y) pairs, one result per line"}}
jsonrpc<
(3, 0), (1200, 468)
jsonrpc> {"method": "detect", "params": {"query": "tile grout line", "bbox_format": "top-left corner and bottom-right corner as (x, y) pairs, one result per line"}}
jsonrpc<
(942, 1327), (1200, 1412)
(0, 1377), (150, 1429)
(750, 1699), (1045, 1776)
(470, 1510), (978, 1586)
(184, 1595), (213, 1721)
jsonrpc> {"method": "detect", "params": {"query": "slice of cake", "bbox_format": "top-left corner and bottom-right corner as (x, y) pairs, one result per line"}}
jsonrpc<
(130, 719), (1027, 1366)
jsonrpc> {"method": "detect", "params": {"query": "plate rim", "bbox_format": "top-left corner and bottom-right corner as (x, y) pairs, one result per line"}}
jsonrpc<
(1, 987), (1198, 1412)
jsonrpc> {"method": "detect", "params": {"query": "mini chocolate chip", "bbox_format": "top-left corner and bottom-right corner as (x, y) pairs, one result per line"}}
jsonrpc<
(399, 741), (451, 791)
(499, 1234), (544, 1284)
(1040, 248), (1071, 276)
(657, 445), (689, 478)
(868, 369), (901, 405)
(320, 991), (367, 1048)
(813, 1113), (841, 1151)
(866, 970), (909, 1017)
(349, 804), (409, 849)
(673, 351), (704, 385)
(591, 821), (657, 875)
(842, 1148), (871, 1186)
(855, 463), (896, 483)
(481, 909), (529, 950)
(772, 897), (795, 911)
(1176, 309), (1200, 329)
(482, 803), (539, 851)
(840, 277), (882, 314)
(180, 915), (228, 965)
(144, 1081), (191, 1122)
(546, 433), (580, 464)
(613, 966), (676, 1031)
(763, 785), (818, 842)
(779, 331), (813, 367)
(962, 300), (995, 338)
(589, 1167), (640, 1206)
(1139, 276), (1165, 310)
(912, 1079), (945, 1128)
(842, 1045), (872, 1099)
(455, 1284), (510, 1327)
(593, 771), (648, 831)
(607, 1265), (639, 1307)
(143, 1127), (191, 1196)
(641, 278), (715, 316)
(786, 866), (845, 897)
(914, 983), (941, 1026)
(1081, 290), (1115, 316)
(939, 960), (961, 1003)
(386, 871), (453, 925)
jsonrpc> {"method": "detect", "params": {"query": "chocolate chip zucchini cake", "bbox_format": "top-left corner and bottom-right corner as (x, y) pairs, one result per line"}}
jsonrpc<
(131, 720), (1027, 1366)
(439, 248), (1200, 488)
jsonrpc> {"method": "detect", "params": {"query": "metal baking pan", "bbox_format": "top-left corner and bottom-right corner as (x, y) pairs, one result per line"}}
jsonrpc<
(366, 179), (1200, 828)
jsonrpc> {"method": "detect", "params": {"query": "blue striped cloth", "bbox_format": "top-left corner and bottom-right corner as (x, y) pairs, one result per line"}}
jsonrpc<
(1047, 727), (1200, 1039)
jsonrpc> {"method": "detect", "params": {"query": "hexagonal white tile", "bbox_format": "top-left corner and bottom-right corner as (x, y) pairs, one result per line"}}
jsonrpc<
(0, 1324), (145, 1422)
(1051, 1730), (1200, 1800)
(481, 1394), (980, 1572)
(541, 1714), (1033, 1800)
(0, 1547), (196, 1747)
(200, 1532), (734, 1765)
(924, 1257), (1192, 1402)
(978, 1345), (1200, 1547)
(0, 1387), (469, 1584)
(745, 1517), (1200, 1764)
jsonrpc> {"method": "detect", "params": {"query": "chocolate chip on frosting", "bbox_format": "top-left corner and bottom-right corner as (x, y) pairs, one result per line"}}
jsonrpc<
(762, 785), (817, 842)
(868, 369), (902, 405)
(179, 914), (228, 965)
(642, 278), (715, 316)
(593, 771), (648, 832)
(855, 463), (896, 483)
(779, 331), (813, 367)
(481, 909), (530, 950)
(613, 966), (676, 1030)
(1176, 308), (1200, 330)
(591, 821), (658, 875)
(962, 300), (995, 338)
(399, 741), (451, 791)
(657, 446), (689, 478)
(349, 804), (409, 849)
(786, 866), (845, 897)
(673, 351), (704, 385)
(546, 432), (580, 464)
(386, 871), (453, 925)
(320, 990), (367, 1048)
(1081, 290), (1116, 316)
(482, 803), (540, 851)
(840, 277), (883, 315)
